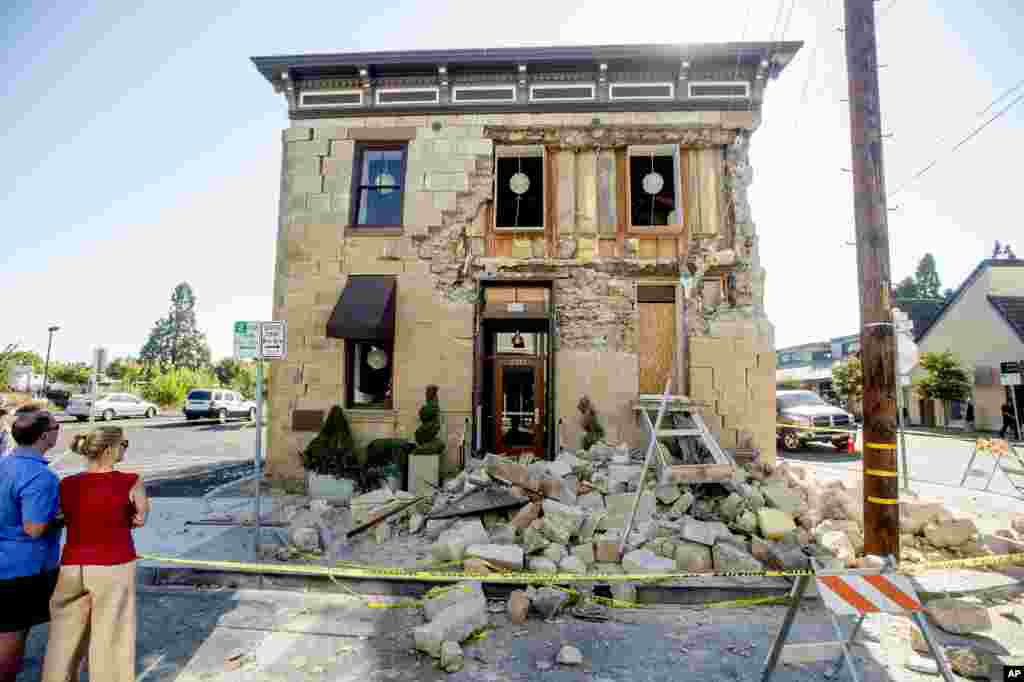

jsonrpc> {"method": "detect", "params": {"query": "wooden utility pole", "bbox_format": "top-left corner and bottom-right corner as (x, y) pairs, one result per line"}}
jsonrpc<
(843, 0), (900, 557)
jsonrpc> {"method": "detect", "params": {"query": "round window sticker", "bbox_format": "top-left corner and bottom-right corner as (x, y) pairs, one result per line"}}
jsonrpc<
(509, 172), (531, 195)
(366, 347), (389, 370)
(374, 172), (396, 195)
(642, 171), (664, 195)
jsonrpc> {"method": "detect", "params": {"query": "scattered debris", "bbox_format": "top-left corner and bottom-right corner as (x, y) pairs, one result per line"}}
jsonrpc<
(557, 645), (584, 665)
(440, 641), (464, 673)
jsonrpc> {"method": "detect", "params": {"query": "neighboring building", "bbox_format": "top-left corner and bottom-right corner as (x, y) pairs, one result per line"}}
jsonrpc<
(7, 366), (43, 393)
(775, 335), (859, 400)
(251, 42), (802, 483)
(909, 258), (1024, 430)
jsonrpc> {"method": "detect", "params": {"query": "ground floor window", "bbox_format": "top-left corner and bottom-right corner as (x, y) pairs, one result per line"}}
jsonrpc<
(346, 340), (393, 409)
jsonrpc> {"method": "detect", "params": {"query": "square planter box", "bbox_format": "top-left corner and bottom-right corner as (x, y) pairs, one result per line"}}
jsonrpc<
(306, 472), (356, 502)
(408, 453), (440, 497)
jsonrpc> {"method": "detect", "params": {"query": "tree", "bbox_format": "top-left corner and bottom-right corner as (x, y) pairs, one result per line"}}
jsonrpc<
(214, 358), (244, 387)
(914, 253), (943, 299)
(893, 277), (919, 300)
(50, 362), (91, 387)
(832, 356), (864, 410)
(914, 350), (972, 426)
(140, 283), (212, 370)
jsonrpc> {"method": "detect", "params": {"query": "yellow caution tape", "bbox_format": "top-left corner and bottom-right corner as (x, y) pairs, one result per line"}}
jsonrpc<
(865, 468), (899, 477)
(706, 595), (791, 609)
(865, 442), (898, 450)
(776, 423), (857, 435)
(139, 551), (1024, 586)
(866, 496), (900, 505)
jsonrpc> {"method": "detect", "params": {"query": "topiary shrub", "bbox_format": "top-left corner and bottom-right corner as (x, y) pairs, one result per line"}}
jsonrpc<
(301, 405), (355, 477)
(413, 385), (445, 455)
(578, 395), (605, 451)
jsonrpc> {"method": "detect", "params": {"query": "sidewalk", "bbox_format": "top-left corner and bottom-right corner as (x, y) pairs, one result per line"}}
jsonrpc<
(19, 583), (1024, 682)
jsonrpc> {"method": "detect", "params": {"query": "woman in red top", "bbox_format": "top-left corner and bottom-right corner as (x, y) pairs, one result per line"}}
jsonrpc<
(41, 426), (149, 682)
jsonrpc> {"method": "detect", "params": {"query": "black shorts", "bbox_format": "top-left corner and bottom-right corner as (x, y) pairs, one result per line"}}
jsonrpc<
(0, 569), (59, 632)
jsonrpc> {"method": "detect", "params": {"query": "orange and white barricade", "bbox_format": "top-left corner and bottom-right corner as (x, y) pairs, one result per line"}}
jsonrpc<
(761, 557), (955, 682)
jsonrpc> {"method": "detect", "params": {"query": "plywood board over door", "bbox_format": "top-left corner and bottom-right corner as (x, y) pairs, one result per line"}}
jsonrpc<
(638, 286), (677, 394)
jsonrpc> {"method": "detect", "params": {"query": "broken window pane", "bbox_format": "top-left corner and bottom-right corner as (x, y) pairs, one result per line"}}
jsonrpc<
(630, 154), (678, 227)
(496, 155), (544, 229)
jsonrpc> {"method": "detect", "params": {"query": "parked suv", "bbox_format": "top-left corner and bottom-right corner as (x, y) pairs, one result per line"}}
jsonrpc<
(776, 390), (855, 451)
(184, 389), (256, 423)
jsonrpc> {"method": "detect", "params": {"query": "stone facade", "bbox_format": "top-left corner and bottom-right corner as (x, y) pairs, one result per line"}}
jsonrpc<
(266, 107), (778, 483)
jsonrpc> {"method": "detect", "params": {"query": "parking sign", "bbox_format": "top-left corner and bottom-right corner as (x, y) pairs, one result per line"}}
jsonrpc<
(260, 321), (287, 360)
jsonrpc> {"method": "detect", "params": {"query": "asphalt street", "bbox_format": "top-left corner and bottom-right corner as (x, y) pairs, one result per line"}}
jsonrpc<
(780, 432), (1024, 516)
(44, 413), (259, 484)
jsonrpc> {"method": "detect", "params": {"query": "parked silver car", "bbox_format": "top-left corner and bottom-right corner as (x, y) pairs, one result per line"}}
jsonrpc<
(66, 393), (159, 422)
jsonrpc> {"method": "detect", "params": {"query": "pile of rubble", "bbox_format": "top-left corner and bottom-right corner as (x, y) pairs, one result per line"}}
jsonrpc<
(275, 445), (1024, 574)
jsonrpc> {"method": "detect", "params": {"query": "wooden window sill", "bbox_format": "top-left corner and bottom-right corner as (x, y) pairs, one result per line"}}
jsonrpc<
(627, 226), (685, 236)
(346, 226), (405, 237)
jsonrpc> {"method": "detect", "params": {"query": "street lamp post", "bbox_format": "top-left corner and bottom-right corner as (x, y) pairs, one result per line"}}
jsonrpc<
(42, 325), (60, 398)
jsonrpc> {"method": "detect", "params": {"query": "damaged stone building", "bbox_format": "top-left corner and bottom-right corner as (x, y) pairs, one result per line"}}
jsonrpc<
(250, 42), (802, 484)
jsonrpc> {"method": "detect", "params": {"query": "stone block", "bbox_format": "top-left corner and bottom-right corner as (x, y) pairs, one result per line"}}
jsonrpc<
(424, 581), (485, 621)
(571, 542), (595, 566)
(521, 524), (551, 554)
(413, 596), (488, 658)
(900, 497), (954, 534)
(601, 493), (655, 530)
(923, 518), (977, 548)
(541, 543), (568, 564)
(508, 590), (529, 624)
(542, 500), (586, 541)
(761, 482), (805, 515)
(287, 174), (324, 194)
(577, 512), (602, 543)
(621, 549), (674, 574)
(712, 541), (764, 572)
(528, 557), (558, 573)
(577, 492), (605, 511)
(925, 598), (992, 635)
(656, 483), (682, 504)
(559, 556), (588, 573)
(531, 586), (570, 619)
(465, 544), (524, 570)
(679, 517), (734, 546)
(608, 464), (642, 493)
(757, 508), (796, 540)
(510, 503), (541, 530)
(488, 525), (517, 545)
(675, 540), (714, 572)
(288, 139), (330, 156)
(284, 127), (314, 142)
(818, 530), (856, 565)
(432, 519), (490, 562)
(594, 541), (621, 563)
(440, 641), (464, 673)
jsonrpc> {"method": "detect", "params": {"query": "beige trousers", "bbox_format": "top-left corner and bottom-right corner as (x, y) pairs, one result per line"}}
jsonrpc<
(41, 562), (136, 682)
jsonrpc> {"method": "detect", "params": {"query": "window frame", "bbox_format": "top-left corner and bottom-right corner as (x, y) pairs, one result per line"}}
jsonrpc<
(625, 144), (684, 234)
(493, 145), (546, 233)
(349, 142), (409, 231)
(345, 339), (395, 411)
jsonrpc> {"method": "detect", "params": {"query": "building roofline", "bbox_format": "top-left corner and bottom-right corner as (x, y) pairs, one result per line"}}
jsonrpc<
(915, 258), (1024, 344)
(250, 41), (803, 84)
(986, 295), (1024, 344)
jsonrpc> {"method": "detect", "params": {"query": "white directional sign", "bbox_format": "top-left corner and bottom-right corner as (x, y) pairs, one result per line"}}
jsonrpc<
(260, 321), (287, 360)
(233, 321), (261, 360)
(1001, 361), (1022, 386)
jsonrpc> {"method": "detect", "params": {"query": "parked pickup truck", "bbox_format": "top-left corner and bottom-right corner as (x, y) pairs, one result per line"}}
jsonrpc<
(776, 390), (855, 451)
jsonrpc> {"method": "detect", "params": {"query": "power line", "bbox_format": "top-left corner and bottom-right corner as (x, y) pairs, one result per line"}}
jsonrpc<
(888, 86), (1024, 198)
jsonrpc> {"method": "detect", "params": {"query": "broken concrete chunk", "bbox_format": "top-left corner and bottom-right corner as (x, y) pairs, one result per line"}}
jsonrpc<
(594, 540), (621, 564)
(527, 557), (558, 574)
(678, 517), (734, 546)
(577, 492), (605, 511)
(557, 645), (583, 666)
(611, 582), (637, 603)
(424, 581), (486, 621)
(671, 489), (695, 514)
(432, 519), (490, 562)
(465, 544), (524, 571)
(760, 482), (804, 515)
(425, 518), (457, 540)
(508, 590), (529, 624)
(541, 544), (568, 564)
(414, 593), (488, 658)
(766, 542), (810, 571)
(601, 493), (655, 530)
(510, 502), (542, 531)
(541, 500), (585, 543)
(608, 464), (642, 493)
(817, 530), (856, 566)
(576, 512), (603, 543)
(463, 559), (492, 575)
(571, 543), (595, 566)
(440, 641), (464, 673)
(757, 508), (797, 540)
(923, 518), (977, 548)
(926, 598), (992, 635)
(734, 510), (758, 535)
(750, 536), (772, 563)
(558, 556), (587, 573)
(655, 482), (682, 505)
(674, 541), (714, 572)
(546, 460), (573, 479)
(622, 549), (675, 574)
(289, 526), (321, 552)
(946, 646), (991, 679)
(712, 541), (764, 572)
(488, 525), (518, 545)
(718, 493), (745, 522)
(521, 525), (552, 554)
(531, 586), (569, 619)
(900, 497), (953, 534)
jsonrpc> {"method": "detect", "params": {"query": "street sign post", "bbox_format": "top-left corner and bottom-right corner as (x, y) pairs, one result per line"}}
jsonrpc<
(233, 321), (287, 567)
(88, 347), (108, 424)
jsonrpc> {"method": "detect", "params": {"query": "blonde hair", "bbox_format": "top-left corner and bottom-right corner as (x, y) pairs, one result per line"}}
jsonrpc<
(70, 426), (125, 460)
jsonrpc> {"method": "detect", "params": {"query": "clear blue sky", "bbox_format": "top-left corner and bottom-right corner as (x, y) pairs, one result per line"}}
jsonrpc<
(3, 0), (1022, 364)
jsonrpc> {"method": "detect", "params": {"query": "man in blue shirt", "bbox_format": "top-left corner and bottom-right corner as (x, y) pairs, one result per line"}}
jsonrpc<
(0, 409), (63, 682)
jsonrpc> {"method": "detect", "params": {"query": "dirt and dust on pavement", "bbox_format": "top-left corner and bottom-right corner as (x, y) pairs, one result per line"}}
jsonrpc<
(17, 580), (1024, 682)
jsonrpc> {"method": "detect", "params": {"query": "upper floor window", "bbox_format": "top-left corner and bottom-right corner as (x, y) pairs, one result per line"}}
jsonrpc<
(495, 146), (544, 231)
(351, 143), (407, 228)
(628, 145), (681, 228)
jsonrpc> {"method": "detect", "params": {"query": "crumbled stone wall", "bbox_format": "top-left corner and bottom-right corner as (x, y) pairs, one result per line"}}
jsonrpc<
(267, 110), (776, 482)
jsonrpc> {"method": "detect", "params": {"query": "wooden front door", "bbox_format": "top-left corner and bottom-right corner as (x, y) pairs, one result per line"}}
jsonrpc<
(638, 296), (677, 395)
(494, 357), (544, 456)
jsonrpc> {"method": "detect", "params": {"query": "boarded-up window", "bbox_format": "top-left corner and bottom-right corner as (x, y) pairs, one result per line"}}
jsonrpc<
(495, 146), (545, 231)
(683, 148), (723, 236)
(628, 145), (682, 228)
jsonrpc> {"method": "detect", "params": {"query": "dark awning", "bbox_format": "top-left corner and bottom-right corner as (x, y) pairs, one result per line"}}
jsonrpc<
(326, 276), (396, 341)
